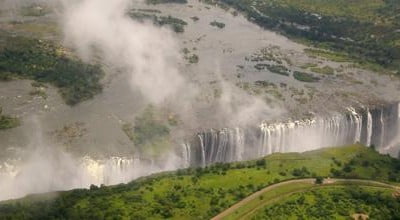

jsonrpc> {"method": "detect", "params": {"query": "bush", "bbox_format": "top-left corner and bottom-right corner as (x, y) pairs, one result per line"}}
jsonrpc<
(256, 159), (266, 167)
(343, 164), (353, 173)
(210, 21), (226, 29)
(315, 176), (324, 184)
(292, 167), (310, 177)
(293, 71), (320, 83)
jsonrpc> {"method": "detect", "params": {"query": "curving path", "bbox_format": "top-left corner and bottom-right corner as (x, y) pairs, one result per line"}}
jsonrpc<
(212, 178), (399, 220)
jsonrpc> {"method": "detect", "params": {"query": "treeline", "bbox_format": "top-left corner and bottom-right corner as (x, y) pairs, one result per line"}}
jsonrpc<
(257, 186), (400, 219)
(1, 145), (399, 219)
(129, 12), (187, 33)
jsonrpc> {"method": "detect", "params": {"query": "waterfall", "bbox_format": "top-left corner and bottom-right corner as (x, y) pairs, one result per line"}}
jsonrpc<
(189, 103), (400, 166)
(235, 128), (245, 161)
(182, 143), (191, 167)
(1, 103), (399, 201)
(82, 156), (143, 185)
(380, 110), (385, 147)
(366, 109), (372, 146)
(198, 134), (206, 167)
(0, 155), (172, 200)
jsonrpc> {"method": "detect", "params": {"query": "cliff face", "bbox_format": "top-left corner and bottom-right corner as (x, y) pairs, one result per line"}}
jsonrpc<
(185, 103), (400, 166)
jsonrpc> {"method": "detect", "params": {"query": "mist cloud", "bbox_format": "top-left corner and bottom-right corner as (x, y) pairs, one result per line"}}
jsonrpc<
(0, 0), (283, 201)
(62, 0), (184, 104)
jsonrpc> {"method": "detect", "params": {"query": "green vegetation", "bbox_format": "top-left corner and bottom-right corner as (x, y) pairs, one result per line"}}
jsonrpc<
(136, 9), (162, 14)
(300, 62), (318, 69)
(209, 0), (400, 74)
(146, 0), (187, 4)
(29, 82), (48, 99)
(293, 71), (320, 82)
(315, 176), (324, 184)
(310, 65), (335, 75)
(0, 35), (104, 105)
(187, 54), (199, 64)
(122, 106), (171, 155)
(182, 48), (199, 64)
(254, 63), (289, 76)
(1, 145), (400, 219)
(305, 48), (354, 63)
(222, 181), (315, 220)
(253, 186), (400, 219)
(158, 16), (187, 33)
(0, 107), (19, 130)
(20, 5), (50, 17)
(129, 12), (187, 33)
(220, 179), (397, 219)
(29, 88), (47, 99)
(237, 81), (284, 101)
(190, 16), (200, 22)
(210, 20), (226, 29)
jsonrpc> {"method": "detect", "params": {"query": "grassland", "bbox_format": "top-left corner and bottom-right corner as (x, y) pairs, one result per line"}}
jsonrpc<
(1, 144), (400, 219)
(219, 179), (399, 219)
(251, 185), (400, 219)
(0, 33), (104, 105)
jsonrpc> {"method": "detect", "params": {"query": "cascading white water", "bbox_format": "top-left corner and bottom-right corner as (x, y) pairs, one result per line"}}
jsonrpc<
(1, 104), (399, 200)
(182, 143), (191, 167)
(192, 103), (400, 166)
(235, 128), (245, 161)
(348, 107), (362, 143)
(80, 156), (153, 185)
(0, 150), (184, 201)
(366, 109), (373, 146)
(380, 109), (385, 147)
(198, 134), (206, 167)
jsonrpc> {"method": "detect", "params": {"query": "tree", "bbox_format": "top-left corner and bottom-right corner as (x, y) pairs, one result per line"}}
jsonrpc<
(370, 144), (376, 151)
(256, 159), (266, 167)
(315, 177), (324, 184)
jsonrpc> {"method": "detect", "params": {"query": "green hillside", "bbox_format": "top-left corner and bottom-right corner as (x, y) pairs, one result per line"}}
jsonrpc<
(251, 185), (399, 220)
(219, 179), (399, 219)
(1, 144), (400, 219)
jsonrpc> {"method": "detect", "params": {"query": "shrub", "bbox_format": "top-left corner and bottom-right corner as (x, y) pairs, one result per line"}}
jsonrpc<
(210, 21), (225, 29)
(293, 71), (320, 83)
(315, 176), (324, 184)
(256, 159), (266, 167)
